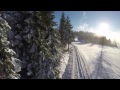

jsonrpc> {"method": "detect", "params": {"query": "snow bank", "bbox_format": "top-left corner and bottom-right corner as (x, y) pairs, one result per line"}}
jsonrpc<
(58, 52), (69, 78)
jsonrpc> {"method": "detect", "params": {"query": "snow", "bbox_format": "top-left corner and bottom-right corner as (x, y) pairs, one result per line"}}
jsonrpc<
(5, 48), (16, 55)
(72, 42), (120, 79)
(11, 57), (22, 73)
(0, 17), (11, 30)
(58, 52), (69, 78)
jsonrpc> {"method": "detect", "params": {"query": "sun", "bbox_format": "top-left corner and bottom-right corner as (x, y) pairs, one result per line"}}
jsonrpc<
(99, 22), (109, 30)
(96, 22), (110, 37)
(94, 22), (120, 43)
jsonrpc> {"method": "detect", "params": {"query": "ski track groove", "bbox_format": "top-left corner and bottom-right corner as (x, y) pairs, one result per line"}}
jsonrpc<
(72, 44), (90, 79)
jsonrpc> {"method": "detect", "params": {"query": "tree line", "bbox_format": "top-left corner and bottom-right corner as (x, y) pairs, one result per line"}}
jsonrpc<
(0, 11), (74, 79)
(74, 31), (118, 47)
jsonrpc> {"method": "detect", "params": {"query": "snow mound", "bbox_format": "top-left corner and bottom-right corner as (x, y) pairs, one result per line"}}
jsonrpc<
(58, 52), (69, 78)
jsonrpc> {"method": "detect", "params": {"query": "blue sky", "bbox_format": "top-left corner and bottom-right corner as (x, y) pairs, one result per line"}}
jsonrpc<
(54, 11), (120, 32)
(54, 11), (120, 42)
(54, 11), (83, 30)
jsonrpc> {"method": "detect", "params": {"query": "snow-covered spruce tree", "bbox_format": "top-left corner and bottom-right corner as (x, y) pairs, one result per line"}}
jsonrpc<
(0, 11), (34, 78)
(65, 16), (73, 51)
(0, 16), (21, 79)
(1, 11), (60, 79)
(31, 11), (60, 79)
(59, 12), (66, 48)
(59, 13), (74, 50)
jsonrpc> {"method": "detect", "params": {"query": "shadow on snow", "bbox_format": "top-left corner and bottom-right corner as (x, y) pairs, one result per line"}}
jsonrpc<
(90, 48), (113, 79)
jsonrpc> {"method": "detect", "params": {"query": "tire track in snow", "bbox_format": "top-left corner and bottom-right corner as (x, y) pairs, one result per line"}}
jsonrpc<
(71, 45), (75, 79)
(72, 44), (91, 79)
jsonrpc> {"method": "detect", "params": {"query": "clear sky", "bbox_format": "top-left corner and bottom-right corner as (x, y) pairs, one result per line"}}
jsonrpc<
(54, 11), (120, 42)
(54, 11), (83, 30)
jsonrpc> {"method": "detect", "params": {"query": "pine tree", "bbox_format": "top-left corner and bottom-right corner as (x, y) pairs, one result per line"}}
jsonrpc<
(113, 40), (117, 47)
(32, 11), (60, 79)
(59, 12), (66, 47)
(0, 16), (21, 79)
(0, 11), (34, 78)
(1, 11), (60, 79)
(100, 36), (106, 49)
(109, 39), (111, 45)
(65, 16), (73, 51)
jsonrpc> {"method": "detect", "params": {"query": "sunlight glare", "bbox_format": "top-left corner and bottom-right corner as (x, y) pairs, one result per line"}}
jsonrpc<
(96, 22), (110, 37)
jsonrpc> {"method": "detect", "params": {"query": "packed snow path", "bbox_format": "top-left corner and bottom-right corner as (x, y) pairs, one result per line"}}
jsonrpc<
(72, 45), (91, 79)
(62, 42), (120, 79)
(62, 43), (91, 79)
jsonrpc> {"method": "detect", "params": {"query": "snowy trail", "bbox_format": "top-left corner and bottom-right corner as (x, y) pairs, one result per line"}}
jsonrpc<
(72, 44), (91, 79)
(62, 42), (120, 79)
(73, 42), (120, 79)
(62, 43), (91, 79)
